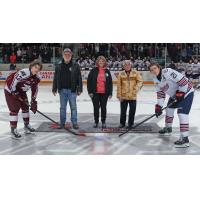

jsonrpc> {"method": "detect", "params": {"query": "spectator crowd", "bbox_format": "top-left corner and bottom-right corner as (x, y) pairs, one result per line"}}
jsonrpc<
(0, 43), (62, 64)
(77, 55), (151, 71)
(1, 43), (200, 72)
(76, 43), (165, 71)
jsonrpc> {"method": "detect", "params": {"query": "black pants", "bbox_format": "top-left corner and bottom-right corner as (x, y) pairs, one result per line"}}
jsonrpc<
(120, 100), (136, 126)
(92, 93), (109, 123)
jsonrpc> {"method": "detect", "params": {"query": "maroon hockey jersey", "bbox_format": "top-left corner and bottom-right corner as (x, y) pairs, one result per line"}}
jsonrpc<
(5, 68), (41, 99)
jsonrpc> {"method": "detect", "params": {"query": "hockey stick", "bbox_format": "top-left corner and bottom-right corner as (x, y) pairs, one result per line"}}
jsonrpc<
(118, 99), (176, 137)
(17, 98), (86, 137)
(34, 109), (86, 137)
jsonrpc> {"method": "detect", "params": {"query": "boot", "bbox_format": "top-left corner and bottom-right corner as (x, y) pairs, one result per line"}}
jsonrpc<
(159, 127), (172, 135)
(11, 128), (22, 140)
(174, 137), (189, 148)
(24, 124), (36, 135)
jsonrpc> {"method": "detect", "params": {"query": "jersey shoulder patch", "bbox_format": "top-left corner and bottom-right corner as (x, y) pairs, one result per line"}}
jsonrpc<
(162, 68), (170, 74)
(15, 68), (30, 81)
(162, 68), (178, 79)
(20, 68), (30, 77)
(161, 68), (169, 80)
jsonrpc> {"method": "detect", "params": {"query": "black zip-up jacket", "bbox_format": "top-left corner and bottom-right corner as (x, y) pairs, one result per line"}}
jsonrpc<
(52, 60), (83, 93)
(87, 67), (113, 96)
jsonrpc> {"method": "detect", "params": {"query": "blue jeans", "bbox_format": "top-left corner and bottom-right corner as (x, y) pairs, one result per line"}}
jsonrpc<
(59, 89), (77, 125)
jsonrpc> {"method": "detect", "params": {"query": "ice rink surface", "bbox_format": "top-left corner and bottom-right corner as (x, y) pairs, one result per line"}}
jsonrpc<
(0, 84), (200, 155)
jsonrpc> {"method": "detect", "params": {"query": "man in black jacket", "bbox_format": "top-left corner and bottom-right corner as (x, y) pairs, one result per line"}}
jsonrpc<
(52, 48), (82, 129)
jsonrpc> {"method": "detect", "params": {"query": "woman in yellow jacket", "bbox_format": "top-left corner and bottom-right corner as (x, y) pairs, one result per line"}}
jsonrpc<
(117, 60), (143, 128)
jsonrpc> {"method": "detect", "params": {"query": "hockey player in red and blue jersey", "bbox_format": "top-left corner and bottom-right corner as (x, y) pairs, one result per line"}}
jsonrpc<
(4, 60), (43, 139)
(149, 63), (194, 148)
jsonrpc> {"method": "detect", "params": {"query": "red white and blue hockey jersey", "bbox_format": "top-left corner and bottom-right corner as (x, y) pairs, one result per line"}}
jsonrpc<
(5, 68), (41, 99)
(155, 68), (194, 107)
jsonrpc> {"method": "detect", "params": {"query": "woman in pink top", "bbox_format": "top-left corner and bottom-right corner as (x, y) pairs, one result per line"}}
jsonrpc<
(87, 56), (113, 128)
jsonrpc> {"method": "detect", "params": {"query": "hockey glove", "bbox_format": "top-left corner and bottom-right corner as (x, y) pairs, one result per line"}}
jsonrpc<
(30, 99), (37, 114)
(175, 90), (185, 103)
(155, 104), (162, 118)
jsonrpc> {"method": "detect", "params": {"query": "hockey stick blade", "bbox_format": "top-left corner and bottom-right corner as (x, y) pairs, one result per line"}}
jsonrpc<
(119, 99), (176, 137)
(36, 110), (86, 137)
(18, 98), (86, 137)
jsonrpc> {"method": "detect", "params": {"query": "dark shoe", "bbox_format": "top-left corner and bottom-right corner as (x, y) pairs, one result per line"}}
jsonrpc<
(127, 125), (133, 129)
(73, 123), (79, 130)
(58, 124), (65, 129)
(118, 124), (125, 128)
(102, 122), (106, 129)
(174, 137), (189, 148)
(159, 127), (172, 135)
(93, 123), (98, 128)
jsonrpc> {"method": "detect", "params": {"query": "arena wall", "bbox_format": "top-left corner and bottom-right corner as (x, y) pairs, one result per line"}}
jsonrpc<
(0, 70), (154, 84)
(0, 64), (154, 84)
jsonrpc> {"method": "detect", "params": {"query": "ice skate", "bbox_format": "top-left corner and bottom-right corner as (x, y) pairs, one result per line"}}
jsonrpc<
(11, 128), (22, 140)
(24, 124), (36, 135)
(159, 127), (172, 136)
(174, 137), (190, 148)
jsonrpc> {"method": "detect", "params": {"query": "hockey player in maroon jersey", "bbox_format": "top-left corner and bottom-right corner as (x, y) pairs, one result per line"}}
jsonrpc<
(4, 60), (43, 139)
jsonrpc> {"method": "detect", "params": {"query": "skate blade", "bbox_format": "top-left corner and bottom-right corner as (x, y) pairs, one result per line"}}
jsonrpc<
(25, 131), (36, 136)
(174, 143), (190, 148)
(159, 133), (172, 136)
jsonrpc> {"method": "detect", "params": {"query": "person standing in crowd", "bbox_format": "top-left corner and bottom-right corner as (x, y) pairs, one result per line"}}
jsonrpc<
(17, 48), (22, 62)
(168, 61), (177, 70)
(4, 60), (43, 139)
(9, 52), (17, 64)
(87, 56), (113, 128)
(117, 60), (143, 128)
(191, 59), (200, 88)
(185, 59), (193, 79)
(52, 48), (82, 129)
(9, 63), (16, 71)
